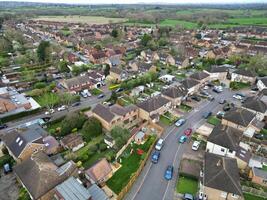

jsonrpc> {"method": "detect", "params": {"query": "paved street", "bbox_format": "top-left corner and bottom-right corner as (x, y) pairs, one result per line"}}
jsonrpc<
(125, 88), (235, 200)
(5, 90), (111, 131)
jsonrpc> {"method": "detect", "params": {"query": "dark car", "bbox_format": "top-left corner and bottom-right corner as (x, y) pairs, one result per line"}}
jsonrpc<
(0, 124), (8, 130)
(71, 102), (81, 107)
(223, 103), (235, 111)
(191, 95), (201, 102)
(254, 133), (266, 140)
(251, 86), (259, 91)
(203, 111), (212, 119)
(97, 94), (105, 99)
(212, 88), (221, 93)
(208, 96), (215, 101)
(151, 151), (160, 163)
(206, 82), (214, 87)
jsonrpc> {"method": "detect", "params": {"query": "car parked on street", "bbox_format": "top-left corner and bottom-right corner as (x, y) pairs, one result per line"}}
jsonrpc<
(151, 151), (160, 163)
(57, 105), (67, 111)
(0, 124), (8, 130)
(192, 141), (200, 151)
(3, 163), (12, 174)
(191, 95), (201, 102)
(164, 165), (173, 180)
(184, 128), (193, 136)
(183, 193), (194, 200)
(72, 102), (81, 107)
(203, 111), (212, 119)
(97, 94), (105, 99)
(219, 99), (226, 104)
(179, 135), (187, 143)
(175, 118), (186, 127)
(233, 94), (243, 100)
(155, 138), (164, 151)
(45, 109), (55, 115)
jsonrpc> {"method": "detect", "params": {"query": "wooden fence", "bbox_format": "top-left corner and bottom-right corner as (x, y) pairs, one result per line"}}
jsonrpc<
(116, 138), (157, 200)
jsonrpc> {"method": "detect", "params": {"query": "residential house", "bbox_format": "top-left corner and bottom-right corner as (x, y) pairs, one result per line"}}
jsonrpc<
(1, 124), (46, 162)
(257, 77), (267, 91)
(242, 97), (267, 121)
(251, 167), (267, 187)
(92, 104), (139, 131)
(162, 85), (188, 107)
(89, 51), (107, 64)
(128, 61), (156, 73)
(61, 75), (94, 93)
(200, 152), (244, 200)
(137, 96), (171, 122)
(54, 176), (109, 200)
(231, 69), (256, 84)
(85, 158), (113, 185)
(14, 152), (77, 200)
(204, 66), (228, 81)
(180, 78), (200, 95)
(0, 87), (33, 114)
(130, 85), (145, 97)
(189, 71), (210, 85)
(109, 67), (127, 82)
(206, 124), (251, 169)
(222, 108), (256, 132)
(60, 134), (84, 152)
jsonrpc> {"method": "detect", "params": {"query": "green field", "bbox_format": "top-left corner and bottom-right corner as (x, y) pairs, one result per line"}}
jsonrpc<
(160, 19), (198, 28)
(32, 15), (127, 25)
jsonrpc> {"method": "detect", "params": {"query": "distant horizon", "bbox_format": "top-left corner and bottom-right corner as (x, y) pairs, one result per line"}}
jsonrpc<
(1, 0), (267, 5)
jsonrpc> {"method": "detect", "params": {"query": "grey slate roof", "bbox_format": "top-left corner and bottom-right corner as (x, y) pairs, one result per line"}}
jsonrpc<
(162, 85), (188, 99)
(55, 176), (91, 200)
(2, 124), (45, 158)
(242, 97), (267, 113)
(87, 184), (109, 200)
(180, 78), (200, 89)
(204, 152), (243, 196)
(206, 66), (228, 73)
(208, 124), (242, 151)
(189, 71), (210, 81)
(92, 104), (115, 123)
(233, 69), (256, 77)
(223, 108), (255, 127)
(137, 96), (170, 113)
(252, 167), (267, 179)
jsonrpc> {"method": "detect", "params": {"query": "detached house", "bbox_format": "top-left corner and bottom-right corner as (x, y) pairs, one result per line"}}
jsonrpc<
(222, 108), (256, 132)
(162, 85), (188, 107)
(231, 69), (256, 84)
(109, 67), (127, 82)
(180, 78), (200, 95)
(1, 124), (46, 162)
(200, 152), (244, 200)
(92, 104), (139, 131)
(137, 96), (171, 122)
(242, 97), (267, 121)
(204, 66), (228, 81)
(206, 124), (251, 169)
(14, 152), (77, 200)
(89, 51), (107, 64)
(61, 75), (94, 93)
(189, 71), (210, 85)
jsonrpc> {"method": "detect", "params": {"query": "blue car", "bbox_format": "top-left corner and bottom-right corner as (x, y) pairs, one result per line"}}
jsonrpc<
(164, 165), (173, 180)
(179, 135), (187, 143)
(151, 151), (160, 163)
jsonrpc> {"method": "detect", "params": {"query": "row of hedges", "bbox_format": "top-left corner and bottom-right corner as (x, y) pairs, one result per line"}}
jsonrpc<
(0, 108), (42, 123)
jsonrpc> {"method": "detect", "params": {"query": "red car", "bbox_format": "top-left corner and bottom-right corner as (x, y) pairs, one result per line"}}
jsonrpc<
(184, 128), (193, 136)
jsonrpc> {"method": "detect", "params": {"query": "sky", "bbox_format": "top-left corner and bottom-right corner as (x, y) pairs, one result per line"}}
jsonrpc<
(3, 0), (267, 4)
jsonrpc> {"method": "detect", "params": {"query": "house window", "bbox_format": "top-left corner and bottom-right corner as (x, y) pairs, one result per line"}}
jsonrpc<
(220, 192), (227, 198)
(221, 148), (225, 152)
(229, 150), (233, 153)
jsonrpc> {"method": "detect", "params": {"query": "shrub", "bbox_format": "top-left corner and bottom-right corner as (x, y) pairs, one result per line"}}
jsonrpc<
(89, 145), (98, 153)
(99, 143), (107, 152)
(60, 112), (87, 136)
(81, 117), (102, 142)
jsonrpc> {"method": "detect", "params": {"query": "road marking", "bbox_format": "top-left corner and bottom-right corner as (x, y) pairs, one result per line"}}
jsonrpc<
(163, 126), (176, 140)
(162, 145), (181, 200)
(131, 163), (152, 200)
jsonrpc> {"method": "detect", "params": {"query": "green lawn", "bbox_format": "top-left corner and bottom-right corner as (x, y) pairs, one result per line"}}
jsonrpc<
(244, 193), (267, 200)
(176, 176), (198, 195)
(160, 19), (198, 29)
(230, 81), (251, 90)
(106, 135), (156, 194)
(207, 116), (221, 126)
(90, 88), (103, 95)
(160, 115), (172, 126)
(34, 92), (61, 107)
(179, 104), (192, 112)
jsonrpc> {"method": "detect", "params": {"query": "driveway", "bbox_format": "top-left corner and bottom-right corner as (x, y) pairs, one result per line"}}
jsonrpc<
(124, 88), (235, 200)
